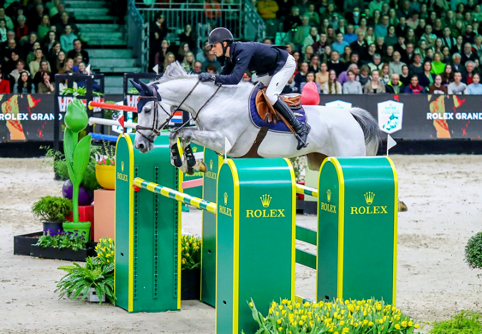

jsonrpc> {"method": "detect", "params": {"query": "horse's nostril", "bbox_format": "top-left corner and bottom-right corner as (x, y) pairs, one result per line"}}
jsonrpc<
(138, 143), (145, 150)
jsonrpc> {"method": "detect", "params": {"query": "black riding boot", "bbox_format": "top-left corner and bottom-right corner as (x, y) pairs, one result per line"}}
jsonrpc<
(273, 99), (311, 150)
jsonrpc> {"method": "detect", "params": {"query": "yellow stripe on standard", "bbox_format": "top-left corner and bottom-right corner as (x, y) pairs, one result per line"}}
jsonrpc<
(331, 158), (345, 300)
(284, 158), (296, 302)
(124, 134), (135, 313)
(386, 157), (398, 307)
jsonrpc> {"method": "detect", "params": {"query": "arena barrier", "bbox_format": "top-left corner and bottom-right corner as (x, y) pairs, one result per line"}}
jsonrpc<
(114, 136), (398, 333)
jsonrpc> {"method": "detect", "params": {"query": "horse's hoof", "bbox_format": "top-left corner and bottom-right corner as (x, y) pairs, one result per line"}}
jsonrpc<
(198, 161), (207, 173)
(173, 156), (182, 168)
(186, 167), (195, 176)
(399, 200), (408, 212)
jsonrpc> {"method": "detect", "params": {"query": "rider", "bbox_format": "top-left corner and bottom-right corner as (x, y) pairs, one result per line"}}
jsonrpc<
(198, 27), (311, 150)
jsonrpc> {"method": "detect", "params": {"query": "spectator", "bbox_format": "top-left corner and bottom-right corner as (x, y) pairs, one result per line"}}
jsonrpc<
(343, 25), (357, 44)
(33, 60), (50, 89)
(441, 46), (451, 64)
(303, 27), (319, 50)
(156, 40), (170, 70)
(37, 14), (50, 40)
(421, 25), (437, 48)
(323, 69), (342, 94)
(441, 27), (456, 50)
(72, 53), (84, 72)
(206, 63), (217, 74)
(368, 54), (384, 72)
(179, 25), (196, 53)
(433, 38), (444, 54)
(192, 61), (202, 74)
(404, 75), (425, 93)
(29, 48), (49, 78)
(0, 19), (6, 43)
(293, 16), (310, 45)
(406, 28), (417, 45)
(60, 25), (77, 53)
(9, 60), (28, 87)
(346, 6), (363, 25)
(385, 73), (405, 94)
(407, 11), (419, 29)
(350, 31), (367, 59)
(349, 52), (361, 68)
(400, 65), (411, 86)
(430, 52), (445, 75)
(182, 51), (196, 72)
(0, 69), (10, 93)
(441, 64), (454, 86)
(294, 61), (309, 91)
(385, 25), (397, 46)
(397, 1), (411, 18)
(37, 71), (55, 94)
(58, 57), (74, 74)
(201, 50), (221, 72)
(303, 4), (320, 26)
(15, 15), (28, 40)
(43, 30), (57, 54)
(375, 15), (389, 38)
(341, 46), (352, 63)
(359, 65), (370, 86)
(375, 37), (386, 58)
(149, 13), (167, 68)
(284, 6), (302, 32)
(363, 70), (386, 93)
(366, 27), (376, 45)
(13, 70), (34, 93)
(47, 41), (61, 66)
(316, 62), (329, 92)
(321, 45), (331, 63)
(313, 33), (328, 57)
(338, 63), (359, 86)
(369, 0), (384, 16)
(50, 2), (64, 25)
(342, 69), (362, 93)
(409, 54), (423, 76)
(451, 35), (464, 55)
(163, 52), (176, 72)
(462, 61), (475, 85)
(308, 55), (320, 73)
(0, 8), (13, 30)
(395, 16), (408, 37)
(451, 53), (465, 73)
(327, 50), (345, 75)
(257, 0), (279, 20)
(473, 35), (482, 58)
(52, 50), (66, 75)
(177, 42), (190, 62)
(467, 73), (482, 94)
(30, 4), (45, 31)
(380, 63), (390, 84)
(428, 74), (448, 94)
(365, 42), (377, 62)
(461, 43), (478, 65)
(300, 72), (321, 92)
(67, 39), (89, 64)
(389, 51), (406, 75)
(3, 50), (18, 76)
(416, 62), (433, 90)
(447, 71), (468, 94)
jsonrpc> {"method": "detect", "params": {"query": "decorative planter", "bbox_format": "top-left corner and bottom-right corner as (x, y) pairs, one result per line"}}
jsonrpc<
(63, 221), (92, 242)
(43, 222), (63, 234)
(181, 267), (201, 300)
(13, 232), (43, 256)
(95, 164), (116, 190)
(87, 287), (106, 303)
(30, 242), (96, 262)
(62, 180), (94, 205)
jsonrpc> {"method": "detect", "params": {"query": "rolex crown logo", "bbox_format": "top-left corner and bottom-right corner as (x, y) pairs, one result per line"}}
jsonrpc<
(364, 191), (375, 205)
(224, 192), (228, 205)
(210, 159), (213, 171)
(326, 189), (332, 202)
(121, 161), (124, 172)
(193, 147), (198, 153)
(260, 194), (272, 208)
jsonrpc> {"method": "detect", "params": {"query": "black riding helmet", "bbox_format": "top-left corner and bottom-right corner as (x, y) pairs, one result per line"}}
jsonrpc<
(206, 27), (234, 47)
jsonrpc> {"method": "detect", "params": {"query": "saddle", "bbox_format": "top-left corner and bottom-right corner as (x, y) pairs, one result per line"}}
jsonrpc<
(255, 87), (302, 130)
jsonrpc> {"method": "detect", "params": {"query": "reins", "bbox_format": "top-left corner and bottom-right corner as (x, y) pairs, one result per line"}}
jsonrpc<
(135, 80), (222, 143)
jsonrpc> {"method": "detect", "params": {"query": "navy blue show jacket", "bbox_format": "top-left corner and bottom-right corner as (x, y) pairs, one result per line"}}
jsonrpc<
(214, 42), (289, 85)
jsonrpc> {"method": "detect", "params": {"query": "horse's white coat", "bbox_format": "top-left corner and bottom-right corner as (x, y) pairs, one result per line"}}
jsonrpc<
(134, 63), (381, 172)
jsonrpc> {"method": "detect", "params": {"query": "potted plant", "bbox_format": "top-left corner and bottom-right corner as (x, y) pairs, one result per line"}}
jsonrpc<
(181, 235), (201, 300)
(95, 141), (116, 190)
(55, 237), (115, 304)
(32, 196), (72, 233)
(62, 99), (92, 241)
(31, 230), (95, 261)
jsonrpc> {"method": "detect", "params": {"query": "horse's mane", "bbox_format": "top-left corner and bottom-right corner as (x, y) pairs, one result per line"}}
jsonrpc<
(152, 62), (198, 85)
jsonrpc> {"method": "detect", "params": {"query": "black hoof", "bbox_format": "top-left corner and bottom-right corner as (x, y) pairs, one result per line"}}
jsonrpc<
(183, 145), (196, 168)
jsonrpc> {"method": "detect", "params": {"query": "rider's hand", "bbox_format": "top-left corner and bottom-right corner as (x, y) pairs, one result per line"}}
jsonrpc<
(199, 72), (216, 82)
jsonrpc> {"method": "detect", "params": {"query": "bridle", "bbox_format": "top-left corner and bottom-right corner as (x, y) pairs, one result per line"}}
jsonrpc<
(135, 79), (222, 143)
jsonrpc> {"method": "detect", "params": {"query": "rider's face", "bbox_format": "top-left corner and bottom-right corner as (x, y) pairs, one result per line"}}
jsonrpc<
(212, 42), (224, 57)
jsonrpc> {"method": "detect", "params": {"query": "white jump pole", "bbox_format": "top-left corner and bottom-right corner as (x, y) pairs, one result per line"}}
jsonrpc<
(88, 117), (138, 129)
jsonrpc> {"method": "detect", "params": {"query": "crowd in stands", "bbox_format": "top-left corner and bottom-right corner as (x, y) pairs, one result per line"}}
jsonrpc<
(0, 0), (90, 94)
(149, 0), (482, 95)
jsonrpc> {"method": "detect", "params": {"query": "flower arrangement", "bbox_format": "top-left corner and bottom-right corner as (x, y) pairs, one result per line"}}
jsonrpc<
(32, 196), (72, 222)
(95, 238), (115, 264)
(247, 298), (421, 334)
(55, 237), (115, 305)
(181, 235), (201, 270)
(35, 231), (87, 251)
(95, 141), (115, 166)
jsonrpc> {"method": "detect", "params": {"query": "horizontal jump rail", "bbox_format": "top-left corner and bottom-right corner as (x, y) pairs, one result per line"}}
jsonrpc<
(133, 177), (217, 214)
(89, 117), (138, 129)
(88, 101), (138, 112)
(296, 184), (318, 198)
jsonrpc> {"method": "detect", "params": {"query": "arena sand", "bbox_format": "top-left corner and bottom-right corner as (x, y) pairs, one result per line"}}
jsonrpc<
(0, 155), (481, 333)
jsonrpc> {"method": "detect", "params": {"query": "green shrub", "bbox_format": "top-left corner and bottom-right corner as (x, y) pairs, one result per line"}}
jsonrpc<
(430, 310), (482, 334)
(32, 196), (72, 222)
(465, 232), (482, 269)
(247, 298), (421, 334)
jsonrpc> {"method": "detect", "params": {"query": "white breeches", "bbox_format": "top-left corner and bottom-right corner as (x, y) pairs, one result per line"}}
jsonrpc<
(255, 54), (296, 104)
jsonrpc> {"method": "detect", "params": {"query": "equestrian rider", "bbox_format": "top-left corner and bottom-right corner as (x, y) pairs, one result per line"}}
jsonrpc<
(198, 27), (311, 150)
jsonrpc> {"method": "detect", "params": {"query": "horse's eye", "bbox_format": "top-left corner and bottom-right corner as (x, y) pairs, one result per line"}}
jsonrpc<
(144, 108), (151, 114)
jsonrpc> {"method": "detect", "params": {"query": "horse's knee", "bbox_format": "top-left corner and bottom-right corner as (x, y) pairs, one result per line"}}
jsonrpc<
(181, 130), (193, 142)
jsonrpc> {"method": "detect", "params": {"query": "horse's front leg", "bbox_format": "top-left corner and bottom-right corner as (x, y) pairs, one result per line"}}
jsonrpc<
(168, 128), (184, 168)
(180, 129), (225, 175)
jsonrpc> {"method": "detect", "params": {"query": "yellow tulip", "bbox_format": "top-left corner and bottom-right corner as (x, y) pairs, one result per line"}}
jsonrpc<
(415, 324), (420, 329)
(249, 302), (253, 307)
(402, 321), (407, 327)
(395, 324), (401, 330)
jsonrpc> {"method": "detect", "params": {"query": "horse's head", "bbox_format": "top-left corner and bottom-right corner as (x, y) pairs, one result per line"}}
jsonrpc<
(131, 80), (171, 153)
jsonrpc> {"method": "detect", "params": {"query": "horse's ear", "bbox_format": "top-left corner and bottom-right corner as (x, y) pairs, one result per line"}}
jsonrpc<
(130, 80), (144, 95)
(139, 81), (154, 96)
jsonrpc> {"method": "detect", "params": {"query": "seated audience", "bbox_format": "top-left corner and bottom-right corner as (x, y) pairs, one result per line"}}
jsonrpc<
(467, 73), (482, 94)
(385, 73), (404, 94)
(428, 75), (447, 94)
(447, 71), (467, 94)
(13, 70), (35, 93)
(342, 70), (363, 94)
(404, 75), (425, 93)
(37, 71), (55, 94)
(323, 69), (342, 94)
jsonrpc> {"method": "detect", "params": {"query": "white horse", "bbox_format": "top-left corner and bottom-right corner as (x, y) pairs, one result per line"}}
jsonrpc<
(132, 62), (382, 175)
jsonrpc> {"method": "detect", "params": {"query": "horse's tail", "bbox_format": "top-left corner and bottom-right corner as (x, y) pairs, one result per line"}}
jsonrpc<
(349, 107), (382, 156)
